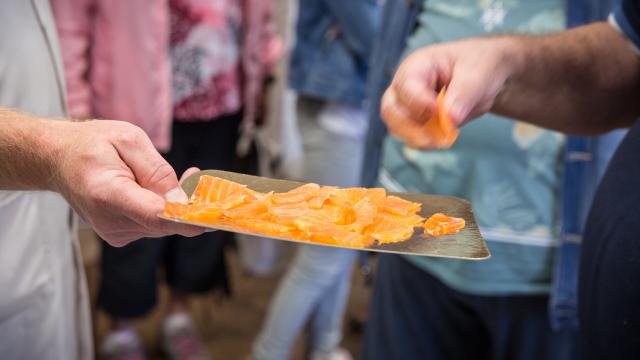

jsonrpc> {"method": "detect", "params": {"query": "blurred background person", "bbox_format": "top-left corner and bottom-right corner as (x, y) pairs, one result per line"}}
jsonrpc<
(360, 0), (621, 359)
(251, 1), (381, 360)
(52, 0), (172, 151)
(54, 0), (279, 359)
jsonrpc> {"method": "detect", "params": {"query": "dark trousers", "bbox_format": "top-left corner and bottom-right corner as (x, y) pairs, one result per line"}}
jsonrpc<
(363, 254), (581, 360)
(98, 112), (241, 318)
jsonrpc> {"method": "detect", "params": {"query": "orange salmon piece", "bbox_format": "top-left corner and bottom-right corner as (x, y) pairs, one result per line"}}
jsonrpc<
(319, 204), (356, 225)
(163, 202), (195, 218)
(271, 183), (321, 204)
(268, 202), (311, 226)
(328, 187), (369, 207)
(294, 215), (371, 247)
(184, 205), (223, 222)
(378, 195), (421, 216)
(191, 175), (252, 205)
(422, 88), (459, 149)
(423, 213), (465, 236)
(294, 212), (335, 232)
(365, 215), (415, 243)
(218, 193), (248, 210)
(308, 186), (337, 209)
(310, 227), (372, 248)
(364, 188), (387, 204)
(164, 175), (430, 248)
(344, 197), (377, 232)
(234, 218), (296, 234)
(377, 212), (425, 227)
(223, 201), (268, 219)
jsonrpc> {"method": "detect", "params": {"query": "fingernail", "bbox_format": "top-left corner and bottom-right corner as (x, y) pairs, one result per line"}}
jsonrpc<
(164, 187), (189, 204)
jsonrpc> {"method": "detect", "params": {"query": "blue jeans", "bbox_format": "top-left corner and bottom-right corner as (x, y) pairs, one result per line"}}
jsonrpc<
(253, 245), (357, 360)
(252, 97), (365, 359)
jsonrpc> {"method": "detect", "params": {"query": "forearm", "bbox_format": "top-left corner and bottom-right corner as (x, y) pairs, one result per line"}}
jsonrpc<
(495, 22), (640, 134)
(0, 108), (65, 191)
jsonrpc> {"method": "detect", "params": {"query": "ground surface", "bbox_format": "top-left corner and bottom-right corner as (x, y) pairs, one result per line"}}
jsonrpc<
(80, 230), (372, 360)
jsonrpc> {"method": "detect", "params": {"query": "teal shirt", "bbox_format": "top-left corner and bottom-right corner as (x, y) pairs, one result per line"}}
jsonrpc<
(380, 0), (566, 295)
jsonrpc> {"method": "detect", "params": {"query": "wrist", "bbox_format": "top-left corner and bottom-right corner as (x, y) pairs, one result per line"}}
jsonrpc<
(32, 119), (73, 193)
(492, 36), (528, 111)
(497, 36), (527, 85)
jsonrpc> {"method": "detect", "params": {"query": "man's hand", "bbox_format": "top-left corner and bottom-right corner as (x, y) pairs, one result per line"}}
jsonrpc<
(381, 37), (519, 149)
(48, 120), (203, 246)
(381, 22), (640, 148)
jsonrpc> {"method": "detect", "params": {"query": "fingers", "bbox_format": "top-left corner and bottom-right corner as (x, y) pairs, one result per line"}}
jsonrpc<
(165, 167), (200, 203)
(103, 179), (204, 245)
(380, 50), (446, 149)
(381, 88), (438, 148)
(392, 66), (438, 122)
(113, 124), (181, 197)
(444, 62), (494, 126)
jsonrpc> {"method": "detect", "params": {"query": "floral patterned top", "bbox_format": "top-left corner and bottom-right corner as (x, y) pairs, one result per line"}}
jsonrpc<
(169, 0), (281, 124)
(380, 0), (567, 295)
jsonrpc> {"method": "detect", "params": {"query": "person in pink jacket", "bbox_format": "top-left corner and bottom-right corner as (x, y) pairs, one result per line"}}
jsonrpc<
(51, 0), (172, 151)
(54, 1), (281, 359)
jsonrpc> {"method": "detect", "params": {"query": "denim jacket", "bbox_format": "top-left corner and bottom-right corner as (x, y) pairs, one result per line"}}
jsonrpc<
(551, 0), (625, 330)
(288, 0), (381, 106)
(362, 0), (625, 330)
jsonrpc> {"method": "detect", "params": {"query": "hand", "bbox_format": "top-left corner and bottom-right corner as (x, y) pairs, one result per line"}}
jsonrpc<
(381, 37), (519, 148)
(50, 120), (204, 246)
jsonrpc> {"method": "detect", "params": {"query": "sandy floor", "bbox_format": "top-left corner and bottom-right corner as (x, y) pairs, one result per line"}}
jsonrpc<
(80, 230), (372, 360)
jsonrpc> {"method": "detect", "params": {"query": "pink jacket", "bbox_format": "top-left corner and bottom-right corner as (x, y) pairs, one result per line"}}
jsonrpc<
(51, 0), (173, 152)
(240, 0), (283, 130)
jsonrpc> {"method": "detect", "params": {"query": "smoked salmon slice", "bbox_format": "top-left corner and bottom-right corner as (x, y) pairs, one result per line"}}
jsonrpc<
(424, 213), (466, 236)
(191, 176), (254, 205)
(163, 175), (465, 249)
(423, 88), (459, 149)
(271, 183), (320, 204)
(365, 214), (415, 244)
(378, 195), (421, 216)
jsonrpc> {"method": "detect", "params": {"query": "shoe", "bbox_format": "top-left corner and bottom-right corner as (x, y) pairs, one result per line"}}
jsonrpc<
(162, 312), (211, 360)
(100, 328), (146, 360)
(309, 347), (353, 360)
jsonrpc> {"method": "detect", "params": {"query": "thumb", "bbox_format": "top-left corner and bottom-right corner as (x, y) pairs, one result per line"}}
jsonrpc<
(164, 167), (201, 204)
(444, 60), (504, 127)
(443, 76), (484, 127)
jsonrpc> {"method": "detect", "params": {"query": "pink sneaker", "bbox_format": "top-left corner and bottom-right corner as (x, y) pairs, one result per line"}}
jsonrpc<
(100, 329), (146, 360)
(162, 313), (211, 360)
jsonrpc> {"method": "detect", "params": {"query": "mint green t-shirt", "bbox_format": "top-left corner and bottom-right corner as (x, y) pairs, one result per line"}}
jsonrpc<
(380, 0), (566, 295)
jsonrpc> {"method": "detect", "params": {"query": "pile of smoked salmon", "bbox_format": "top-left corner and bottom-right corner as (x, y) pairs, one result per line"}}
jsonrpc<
(163, 175), (465, 248)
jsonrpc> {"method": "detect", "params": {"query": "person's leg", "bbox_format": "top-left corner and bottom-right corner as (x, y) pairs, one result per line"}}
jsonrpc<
(160, 115), (240, 359)
(253, 97), (368, 359)
(477, 294), (580, 360)
(163, 114), (241, 309)
(98, 237), (166, 358)
(252, 245), (357, 360)
(307, 250), (357, 356)
(363, 254), (490, 360)
(296, 98), (367, 357)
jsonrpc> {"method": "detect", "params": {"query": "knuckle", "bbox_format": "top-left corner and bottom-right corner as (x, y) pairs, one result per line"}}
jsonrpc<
(147, 162), (176, 187)
(113, 123), (145, 147)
